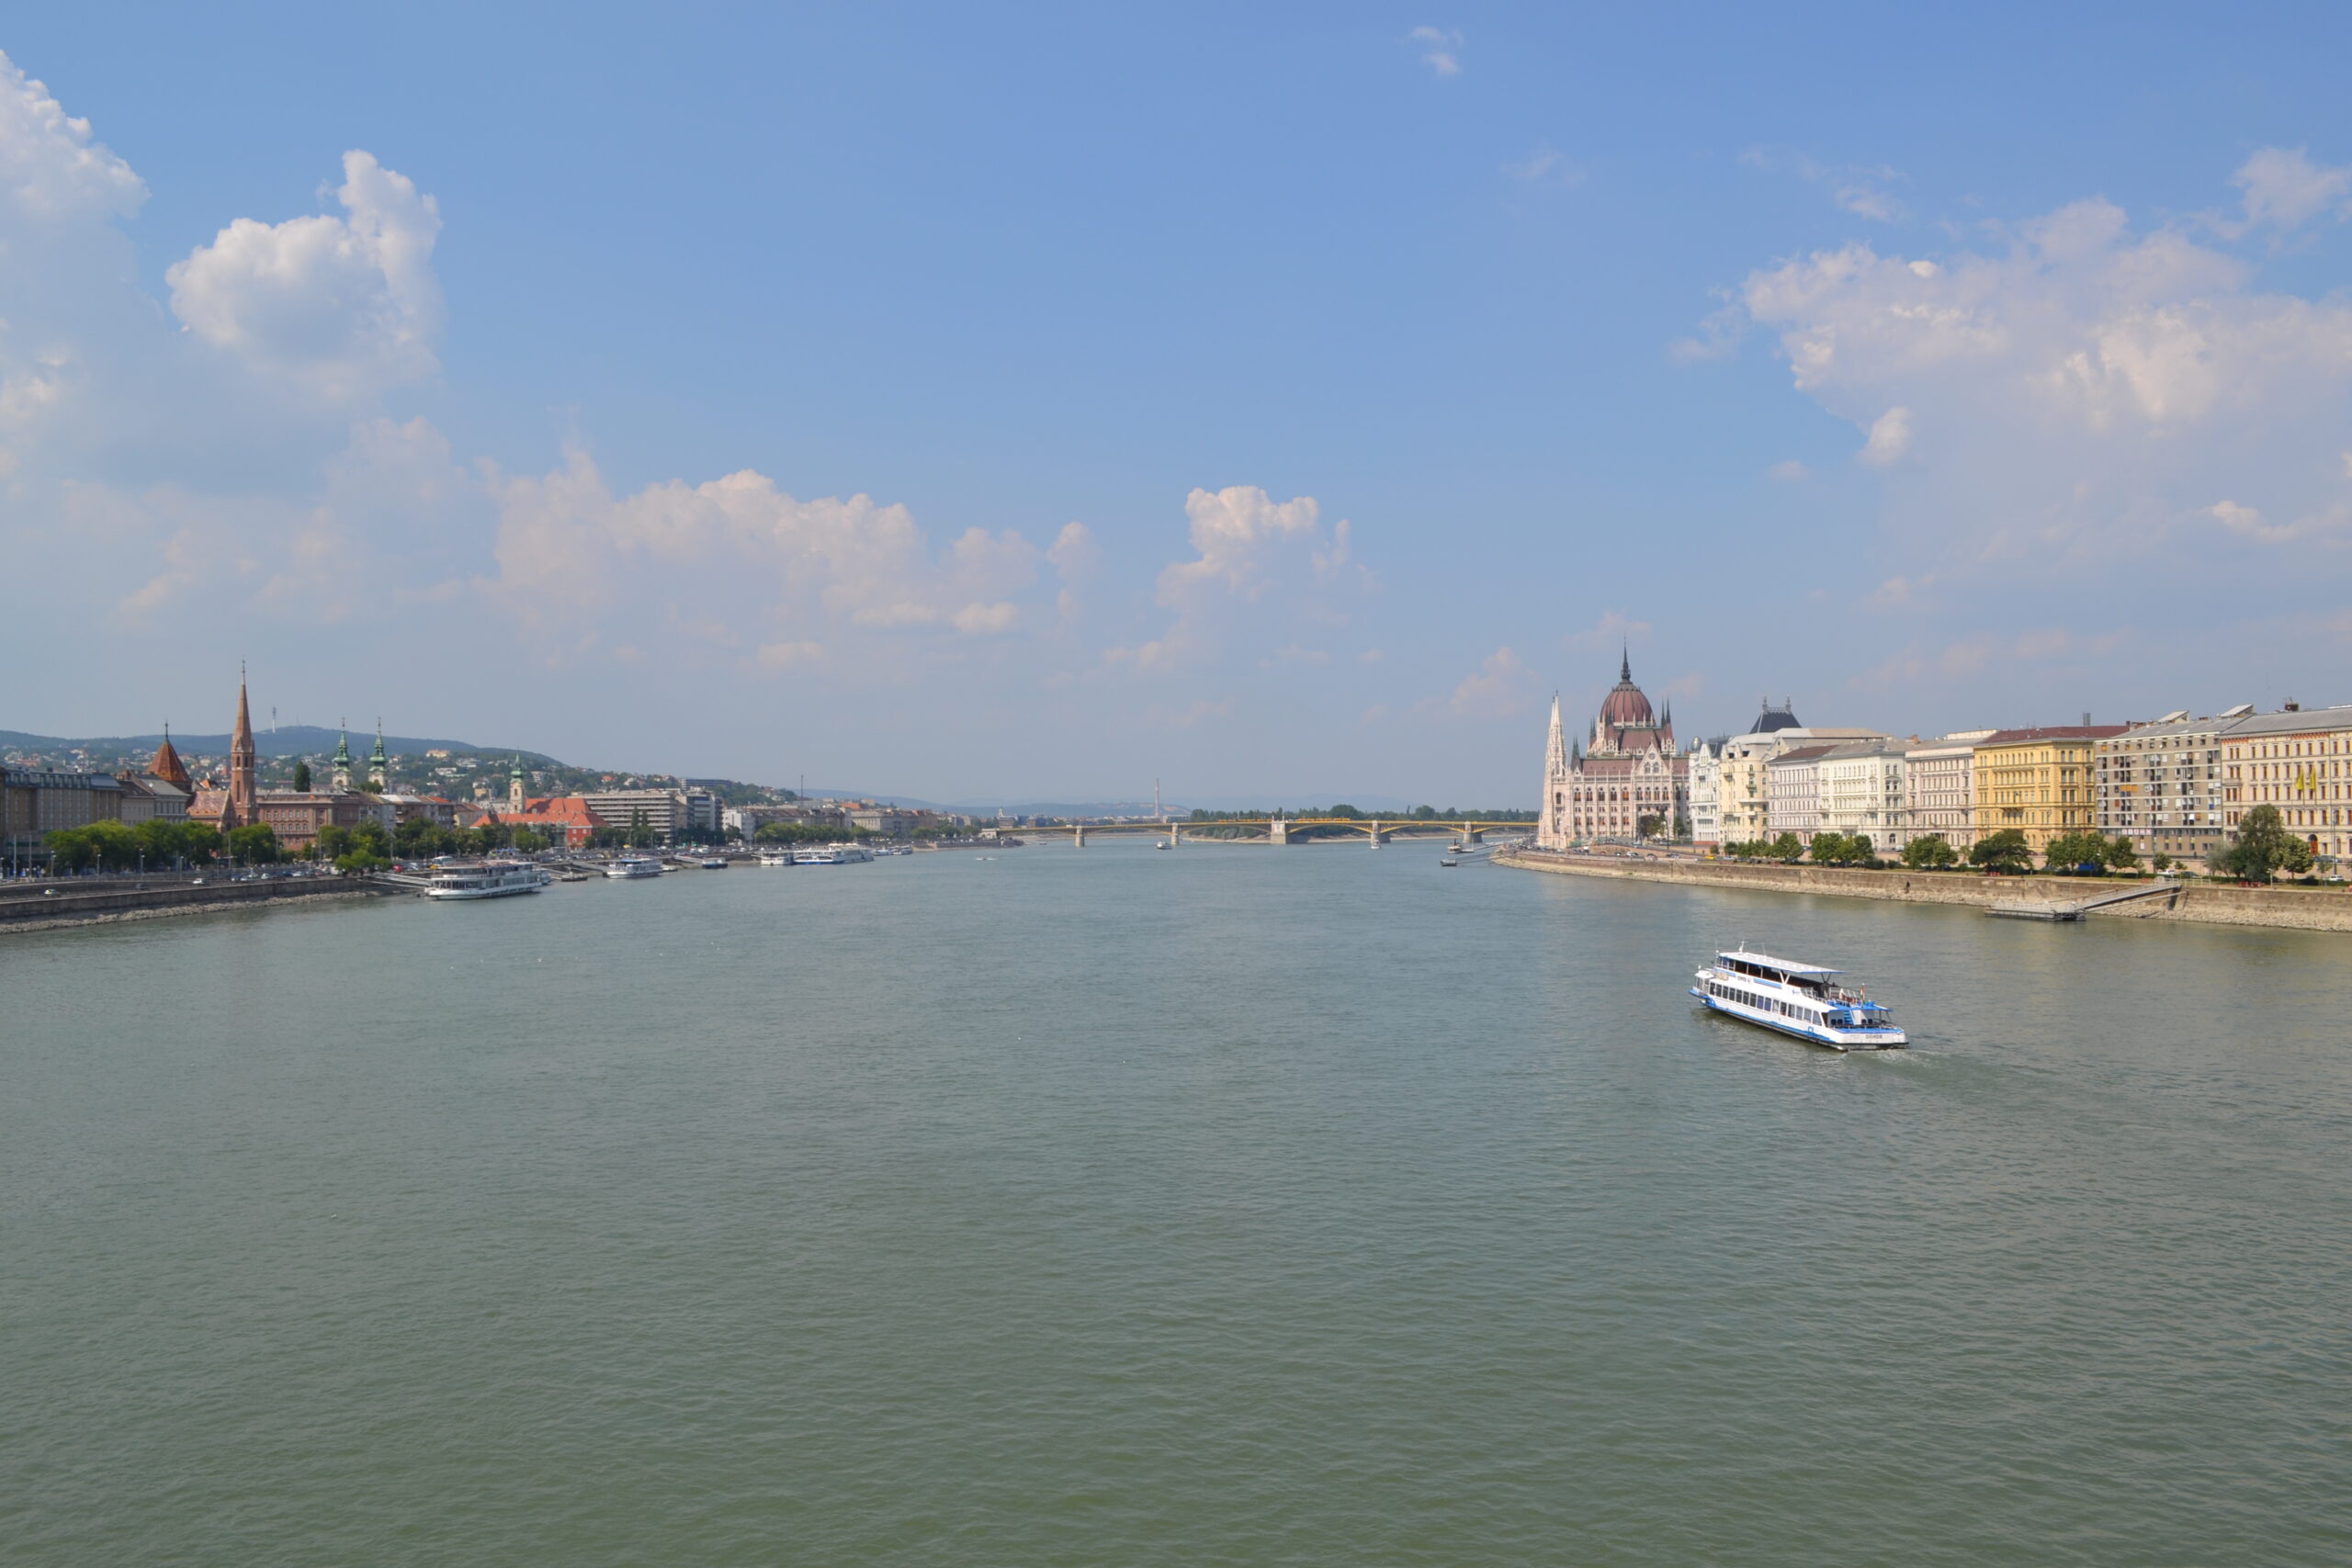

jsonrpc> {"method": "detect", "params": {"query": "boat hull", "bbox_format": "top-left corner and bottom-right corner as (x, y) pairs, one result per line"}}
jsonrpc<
(1690, 986), (1905, 1051)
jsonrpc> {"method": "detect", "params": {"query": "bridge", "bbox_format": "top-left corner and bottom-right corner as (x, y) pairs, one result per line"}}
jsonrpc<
(1016, 818), (1534, 848)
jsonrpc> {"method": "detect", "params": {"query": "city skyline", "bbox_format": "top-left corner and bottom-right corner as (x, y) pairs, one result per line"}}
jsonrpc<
(6, 8), (2351, 799)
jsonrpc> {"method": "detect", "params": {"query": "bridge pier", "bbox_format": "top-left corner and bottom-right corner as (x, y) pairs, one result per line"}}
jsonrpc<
(1073, 825), (1086, 848)
(1369, 819), (1385, 845)
(1270, 817), (1290, 845)
(1168, 824), (1181, 846)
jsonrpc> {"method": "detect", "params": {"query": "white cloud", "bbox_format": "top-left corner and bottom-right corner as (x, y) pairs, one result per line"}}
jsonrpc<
(1724, 183), (2352, 569)
(2229, 145), (2352, 235)
(1409, 26), (1463, 77)
(167, 151), (444, 400)
(1111, 486), (1369, 671)
(1767, 458), (1810, 482)
(1740, 148), (1907, 223)
(481, 447), (1049, 666)
(1504, 143), (1585, 187)
(0, 52), (145, 223)
(1858, 406), (1912, 465)
(1448, 647), (1537, 719)
(1565, 610), (1651, 649)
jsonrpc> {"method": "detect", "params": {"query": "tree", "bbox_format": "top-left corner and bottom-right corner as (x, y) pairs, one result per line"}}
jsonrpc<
(1970, 828), (2035, 874)
(1901, 834), (1958, 869)
(1769, 831), (1805, 863)
(314, 824), (354, 862)
(2150, 852), (2175, 873)
(1636, 813), (1664, 840)
(627, 807), (660, 850)
(2041, 830), (2109, 875)
(44, 827), (96, 873)
(292, 760), (312, 792)
(2213, 805), (2299, 884)
(511, 827), (548, 854)
(227, 823), (281, 865)
(2105, 835), (2141, 874)
(1809, 831), (1851, 865)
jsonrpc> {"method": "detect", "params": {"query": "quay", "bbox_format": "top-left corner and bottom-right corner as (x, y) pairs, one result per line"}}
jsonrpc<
(1492, 847), (2352, 934)
(0, 873), (395, 935)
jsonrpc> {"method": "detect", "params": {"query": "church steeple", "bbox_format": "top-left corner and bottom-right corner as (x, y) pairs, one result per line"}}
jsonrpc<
(332, 721), (353, 793)
(1621, 644), (1632, 683)
(1545, 693), (1567, 773)
(508, 756), (526, 814)
(367, 720), (389, 792)
(226, 664), (257, 828)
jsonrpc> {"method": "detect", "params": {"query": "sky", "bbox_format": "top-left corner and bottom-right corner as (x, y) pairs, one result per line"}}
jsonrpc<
(5, 4), (2351, 803)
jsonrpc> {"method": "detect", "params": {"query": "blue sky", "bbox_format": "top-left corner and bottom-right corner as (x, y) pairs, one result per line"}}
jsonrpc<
(5, 5), (2350, 801)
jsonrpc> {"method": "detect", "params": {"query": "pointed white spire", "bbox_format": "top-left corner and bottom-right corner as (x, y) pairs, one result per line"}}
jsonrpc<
(1545, 692), (1567, 774)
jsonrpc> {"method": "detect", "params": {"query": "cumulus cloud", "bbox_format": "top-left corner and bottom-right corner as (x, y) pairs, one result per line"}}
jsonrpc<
(1110, 486), (1370, 671)
(167, 151), (444, 400)
(1858, 406), (1912, 465)
(0, 52), (145, 223)
(481, 447), (1050, 666)
(1448, 647), (1538, 719)
(1409, 26), (1463, 77)
(1724, 179), (2352, 571)
(2228, 145), (2352, 235)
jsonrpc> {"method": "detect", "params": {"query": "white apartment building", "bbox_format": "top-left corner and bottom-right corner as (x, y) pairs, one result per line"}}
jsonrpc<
(1815, 739), (1909, 851)
(1688, 740), (1722, 847)
(1765, 745), (1834, 841)
(1901, 730), (1994, 851)
(1717, 727), (1886, 846)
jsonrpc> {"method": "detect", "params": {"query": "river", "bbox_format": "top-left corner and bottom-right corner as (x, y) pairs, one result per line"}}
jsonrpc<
(5, 840), (2347, 1564)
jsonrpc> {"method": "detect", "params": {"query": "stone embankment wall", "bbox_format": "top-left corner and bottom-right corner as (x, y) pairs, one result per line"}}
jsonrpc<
(1493, 850), (2352, 934)
(0, 876), (392, 934)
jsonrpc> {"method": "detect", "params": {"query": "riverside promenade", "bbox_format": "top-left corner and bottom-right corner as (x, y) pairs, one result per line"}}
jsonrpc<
(0, 874), (394, 935)
(1494, 847), (2352, 934)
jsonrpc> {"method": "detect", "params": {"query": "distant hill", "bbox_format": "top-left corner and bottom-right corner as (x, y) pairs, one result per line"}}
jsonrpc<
(0, 725), (555, 763)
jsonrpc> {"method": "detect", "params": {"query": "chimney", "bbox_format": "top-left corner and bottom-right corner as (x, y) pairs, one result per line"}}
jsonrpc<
(2081, 712), (2091, 726)
(2284, 700), (2301, 712)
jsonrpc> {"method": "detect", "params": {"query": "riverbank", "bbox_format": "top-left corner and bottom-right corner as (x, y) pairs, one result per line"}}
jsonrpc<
(0, 874), (395, 934)
(1493, 848), (2352, 933)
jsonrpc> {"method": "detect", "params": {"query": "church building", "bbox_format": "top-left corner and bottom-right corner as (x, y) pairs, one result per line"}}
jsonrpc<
(1535, 653), (1691, 848)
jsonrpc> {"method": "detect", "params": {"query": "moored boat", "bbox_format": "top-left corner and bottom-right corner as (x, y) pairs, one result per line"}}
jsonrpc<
(424, 861), (548, 901)
(604, 855), (663, 879)
(1690, 947), (1905, 1050)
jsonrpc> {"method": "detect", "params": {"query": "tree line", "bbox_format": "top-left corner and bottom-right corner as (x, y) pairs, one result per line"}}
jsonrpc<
(1718, 806), (2322, 882)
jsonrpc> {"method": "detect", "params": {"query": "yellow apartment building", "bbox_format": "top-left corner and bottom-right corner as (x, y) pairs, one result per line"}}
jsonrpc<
(1972, 726), (2126, 852)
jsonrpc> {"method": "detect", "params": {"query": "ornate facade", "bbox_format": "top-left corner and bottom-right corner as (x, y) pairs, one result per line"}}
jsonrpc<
(1536, 654), (1690, 848)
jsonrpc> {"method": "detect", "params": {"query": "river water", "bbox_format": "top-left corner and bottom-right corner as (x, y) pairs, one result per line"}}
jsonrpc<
(5, 842), (2347, 1564)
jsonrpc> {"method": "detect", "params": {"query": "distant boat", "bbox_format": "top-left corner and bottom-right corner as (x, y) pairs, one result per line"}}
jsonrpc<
(699, 856), (727, 870)
(604, 855), (662, 879)
(1440, 855), (1459, 867)
(756, 851), (794, 866)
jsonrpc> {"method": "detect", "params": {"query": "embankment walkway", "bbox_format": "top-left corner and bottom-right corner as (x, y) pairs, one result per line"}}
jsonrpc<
(1492, 849), (2352, 934)
(0, 874), (394, 935)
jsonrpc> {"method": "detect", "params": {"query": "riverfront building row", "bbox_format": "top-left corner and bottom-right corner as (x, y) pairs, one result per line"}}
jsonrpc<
(1536, 658), (2352, 865)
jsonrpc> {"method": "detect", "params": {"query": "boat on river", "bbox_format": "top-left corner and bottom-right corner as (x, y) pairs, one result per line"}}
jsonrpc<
(424, 861), (548, 901)
(604, 855), (663, 879)
(1690, 947), (1905, 1050)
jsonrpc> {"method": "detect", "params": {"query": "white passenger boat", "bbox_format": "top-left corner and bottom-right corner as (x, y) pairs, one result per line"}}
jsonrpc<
(795, 843), (872, 865)
(604, 855), (663, 879)
(756, 852), (794, 866)
(424, 861), (548, 901)
(699, 856), (728, 869)
(1690, 947), (1906, 1050)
